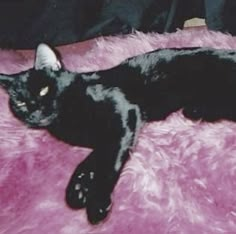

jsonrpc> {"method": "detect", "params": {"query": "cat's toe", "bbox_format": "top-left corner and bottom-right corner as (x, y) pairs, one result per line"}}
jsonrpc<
(86, 196), (112, 224)
(65, 160), (96, 209)
(65, 172), (90, 209)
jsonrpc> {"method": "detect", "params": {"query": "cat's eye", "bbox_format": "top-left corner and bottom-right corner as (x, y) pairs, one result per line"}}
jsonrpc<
(39, 86), (49, 96)
(16, 101), (26, 107)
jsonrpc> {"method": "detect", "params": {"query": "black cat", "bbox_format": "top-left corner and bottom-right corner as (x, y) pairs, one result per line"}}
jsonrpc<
(1, 44), (236, 224)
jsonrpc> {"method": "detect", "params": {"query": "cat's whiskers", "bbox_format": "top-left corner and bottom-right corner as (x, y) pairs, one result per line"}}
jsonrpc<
(16, 101), (26, 107)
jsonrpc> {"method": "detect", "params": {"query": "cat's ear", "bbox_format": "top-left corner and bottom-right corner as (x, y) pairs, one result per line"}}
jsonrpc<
(0, 74), (14, 89)
(35, 43), (62, 71)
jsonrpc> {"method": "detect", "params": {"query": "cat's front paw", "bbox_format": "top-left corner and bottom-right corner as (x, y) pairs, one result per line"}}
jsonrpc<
(183, 105), (223, 122)
(183, 105), (203, 120)
(65, 157), (95, 209)
(86, 195), (112, 224)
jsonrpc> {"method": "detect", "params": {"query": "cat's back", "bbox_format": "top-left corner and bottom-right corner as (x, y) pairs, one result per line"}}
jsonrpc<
(124, 47), (236, 82)
(119, 47), (236, 121)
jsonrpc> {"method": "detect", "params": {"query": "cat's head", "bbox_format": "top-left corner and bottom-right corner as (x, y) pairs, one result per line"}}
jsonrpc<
(0, 44), (70, 128)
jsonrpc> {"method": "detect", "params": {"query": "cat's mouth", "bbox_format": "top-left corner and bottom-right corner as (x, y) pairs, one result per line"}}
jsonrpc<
(25, 113), (57, 128)
(26, 113), (58, 128)
(10, 101), (58, 128)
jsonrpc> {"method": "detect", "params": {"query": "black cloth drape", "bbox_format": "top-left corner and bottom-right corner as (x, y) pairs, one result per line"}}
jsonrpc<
(0, 0), (235, 49)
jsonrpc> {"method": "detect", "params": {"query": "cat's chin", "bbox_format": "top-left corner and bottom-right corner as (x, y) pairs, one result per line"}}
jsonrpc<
(25, 114), (57, 128)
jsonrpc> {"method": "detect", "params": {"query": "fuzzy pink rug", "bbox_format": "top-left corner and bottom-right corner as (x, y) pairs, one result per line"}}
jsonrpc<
(1, 28), (236, 234)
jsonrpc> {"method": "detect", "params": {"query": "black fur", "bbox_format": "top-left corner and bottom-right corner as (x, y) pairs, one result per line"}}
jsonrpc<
(2, 0), (236, 49)
(1, 45), (236, 224)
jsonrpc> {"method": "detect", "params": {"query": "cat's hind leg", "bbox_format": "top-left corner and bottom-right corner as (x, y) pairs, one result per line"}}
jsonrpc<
(182, 104), (216, 121)
(183, 104), (236, 122)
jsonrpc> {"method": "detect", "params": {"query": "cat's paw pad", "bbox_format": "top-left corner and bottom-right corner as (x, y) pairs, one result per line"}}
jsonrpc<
(65, 160), (95, 209)
(86, 196), (112, 224)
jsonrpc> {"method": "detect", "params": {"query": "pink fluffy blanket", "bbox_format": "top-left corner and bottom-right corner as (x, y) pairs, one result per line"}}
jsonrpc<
(1, 29), (236, 234)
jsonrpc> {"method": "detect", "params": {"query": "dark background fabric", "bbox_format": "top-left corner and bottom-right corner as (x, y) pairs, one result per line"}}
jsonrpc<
(0, 0), (236, 49)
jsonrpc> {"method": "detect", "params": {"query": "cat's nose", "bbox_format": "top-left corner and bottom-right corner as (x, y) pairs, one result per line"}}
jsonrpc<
(28, 101), (37, 111)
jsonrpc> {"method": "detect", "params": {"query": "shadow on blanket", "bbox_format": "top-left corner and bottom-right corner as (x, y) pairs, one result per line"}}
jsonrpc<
(1, 29), (236, 234)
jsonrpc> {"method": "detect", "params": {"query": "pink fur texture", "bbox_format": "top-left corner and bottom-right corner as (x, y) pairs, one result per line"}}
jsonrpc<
(1, 28), (236, 234)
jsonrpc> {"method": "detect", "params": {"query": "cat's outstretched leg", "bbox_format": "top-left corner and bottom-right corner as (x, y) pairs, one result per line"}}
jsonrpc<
(66, 104), (141, 224)
(66, 136), (133, 224)
(85, 146), (131, 224)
